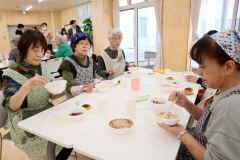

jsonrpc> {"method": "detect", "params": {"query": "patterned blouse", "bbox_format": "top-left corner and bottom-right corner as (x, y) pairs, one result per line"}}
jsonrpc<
(2, 58), (42, 113)
(96, 47), (129, 77)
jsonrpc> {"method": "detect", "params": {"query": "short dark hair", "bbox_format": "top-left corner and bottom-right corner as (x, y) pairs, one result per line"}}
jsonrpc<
(61, 28), (67, 35)
(17, 24), (24, 28)
(70, 20), (76, 25)
(72, 37), (92, 52)
(32, 26), (37, 31)
(190, 36), (240, 71)
(17, 30), (48, 59)
(205, 30), (218, 36)
(42, 23), (47, 26)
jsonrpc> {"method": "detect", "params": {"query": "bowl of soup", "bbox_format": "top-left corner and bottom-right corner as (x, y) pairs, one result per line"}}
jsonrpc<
(67, 107), (87, 121)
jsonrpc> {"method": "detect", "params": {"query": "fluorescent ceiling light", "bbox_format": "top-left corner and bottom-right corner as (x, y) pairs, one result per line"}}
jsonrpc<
(26, 5), (32, 11)
(38, 0), (43, 2)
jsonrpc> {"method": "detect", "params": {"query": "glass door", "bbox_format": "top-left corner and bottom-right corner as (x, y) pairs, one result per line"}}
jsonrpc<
(137, 7), (159, 68)
(120, 9), (135, 64)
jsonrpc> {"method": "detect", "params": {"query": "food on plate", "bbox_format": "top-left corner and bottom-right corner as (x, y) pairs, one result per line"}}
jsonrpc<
(161, 85), (173, 87)
(166, 77), (175, 80)
(184, 87), (193, 93)
(151, 100), (165, 104)
(153, 69), (165, 74)
(118, 80), (121, 84)
(127, 72), (131, 74)
(69, 112), (83, 116)
(81, 104), (91, 110)
(109, 119), (133, 129)
(148, 72), (155, 75)
(157, 112), (179, 119)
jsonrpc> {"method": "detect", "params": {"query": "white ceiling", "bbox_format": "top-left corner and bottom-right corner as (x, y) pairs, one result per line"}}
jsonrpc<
(0, 0), (90, 12)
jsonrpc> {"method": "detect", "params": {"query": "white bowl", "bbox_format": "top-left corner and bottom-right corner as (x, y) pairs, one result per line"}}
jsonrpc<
(109, 119), (133, 135)
(67, 107), (87, 121)
(150, 98), (168, 109)
(44, 80), (67, 94)
(159, 83), (177, 93)
(124, 71), (133, 77)
(152, 106), (184, 126)
(95, 82), (111, 92)
(169, 80), (182, 87)
(128, 67), (139, 72)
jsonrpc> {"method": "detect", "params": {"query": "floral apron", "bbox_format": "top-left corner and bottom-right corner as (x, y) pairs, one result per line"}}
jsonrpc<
(3, 64), (62, 160)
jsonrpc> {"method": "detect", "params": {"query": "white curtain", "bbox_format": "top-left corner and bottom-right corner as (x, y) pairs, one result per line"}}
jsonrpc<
(77, 2), (92, 27)
(153, 0), (163, 69)
(189, 0), (202, 54)
(113, 0), (120, 28)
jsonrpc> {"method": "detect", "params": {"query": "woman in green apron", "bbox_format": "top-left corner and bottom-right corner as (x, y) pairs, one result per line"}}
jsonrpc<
(2, 30), (72, 160)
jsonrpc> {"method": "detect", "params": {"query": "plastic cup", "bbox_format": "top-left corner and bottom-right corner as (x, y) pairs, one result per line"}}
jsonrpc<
(165, 69), (171, 75)
(155, 76), (162, 87)
(125, 102), (136, 119)
(121, 78), (127, 88)
(98, 99), (108, 114)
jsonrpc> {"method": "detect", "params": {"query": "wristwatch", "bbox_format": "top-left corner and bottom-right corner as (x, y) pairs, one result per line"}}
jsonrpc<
(178, 130), (188, 139)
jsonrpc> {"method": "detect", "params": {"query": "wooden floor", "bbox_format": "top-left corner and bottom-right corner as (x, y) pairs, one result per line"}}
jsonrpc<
(0, 95), (83, 160)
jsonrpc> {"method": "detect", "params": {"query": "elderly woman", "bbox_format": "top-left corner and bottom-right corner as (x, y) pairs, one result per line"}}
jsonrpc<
(96, 28), (137, 80)
(58, 32), (96, 99)
(2, 30), (72, 160)
(46, 35), (72, 61)
(159, 29), (240, 160)
(9, 35), (21, 62)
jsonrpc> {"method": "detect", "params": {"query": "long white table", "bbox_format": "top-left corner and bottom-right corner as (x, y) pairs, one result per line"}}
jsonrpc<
(18, 69), (200, 159)
(73, 72), (199, 159)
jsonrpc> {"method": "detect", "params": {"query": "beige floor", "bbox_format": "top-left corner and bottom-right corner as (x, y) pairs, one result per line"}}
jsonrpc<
(0, 95), (82, 160)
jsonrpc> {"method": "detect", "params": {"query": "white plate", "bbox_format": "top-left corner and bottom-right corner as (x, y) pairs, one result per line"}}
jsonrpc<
(81, 102), (99, 114)
(162, 75), (180, 81)
(143, 114), (158, 126)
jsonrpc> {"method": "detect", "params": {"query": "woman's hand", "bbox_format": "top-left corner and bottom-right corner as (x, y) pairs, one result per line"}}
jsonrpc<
(191, 67), (198, 74)
(46, 54), (50, 58)
(23, 76), (48, 89)
(158, 123), (186, 137)
(168, 91), (191, 109)
(83, 83), (93, 93)
(185, 75), (198, 83)
(128, 64), (137, 67)
(106, 69), (116, 75)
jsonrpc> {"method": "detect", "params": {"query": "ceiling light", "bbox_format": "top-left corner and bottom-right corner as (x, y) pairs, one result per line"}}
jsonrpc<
(26, 6), (32, 11)
(38, 0), (43, 2)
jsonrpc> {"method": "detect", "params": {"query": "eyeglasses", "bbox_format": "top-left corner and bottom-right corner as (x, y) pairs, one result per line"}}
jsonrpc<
(77, 43), (91, 47)
(111, 37), (122, 41)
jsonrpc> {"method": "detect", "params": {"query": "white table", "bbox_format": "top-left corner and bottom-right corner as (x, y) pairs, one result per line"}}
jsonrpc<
(17, 69), (156, 148)
(17, 69), (200, 159)
(73, 72), (200, 160)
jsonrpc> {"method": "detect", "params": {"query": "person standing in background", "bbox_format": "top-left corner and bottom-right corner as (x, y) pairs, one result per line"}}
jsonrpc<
(32, 26), (38, 31)
(15, 24), (24, 36)
(67, 20), (82, 41)
(41, 23), (53, 51)
(61, 28), (68, 43)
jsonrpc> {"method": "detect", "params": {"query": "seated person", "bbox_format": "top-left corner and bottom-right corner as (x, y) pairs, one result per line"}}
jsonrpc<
(46, 35), (72, 61)
(159, 29), (240, 160)
(9, 35), (21, 62)
(96, 28), (137, 80)
(2, 30), (72, 160)
(58, 32), (96, 99)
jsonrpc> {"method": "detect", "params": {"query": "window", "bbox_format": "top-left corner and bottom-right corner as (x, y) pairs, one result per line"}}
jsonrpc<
(120, 0), (128, 7)
(131, 0), (145, 4)
(77, 2), (92, 27)
(139, 17), (147, 38)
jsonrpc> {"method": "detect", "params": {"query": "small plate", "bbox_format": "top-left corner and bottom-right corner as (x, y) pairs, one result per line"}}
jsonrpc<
(80, 102), (99, 114)
(143, 114), (158, 126)
(163, 75), (180, 81)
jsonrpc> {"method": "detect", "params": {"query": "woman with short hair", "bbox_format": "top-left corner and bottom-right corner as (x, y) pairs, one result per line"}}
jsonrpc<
(2, 30), (72, 160)
(96, 28), (137, 80)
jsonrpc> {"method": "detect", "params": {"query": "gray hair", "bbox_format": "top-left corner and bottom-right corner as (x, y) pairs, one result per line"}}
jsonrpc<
(11, 35), (20, 47)
(55, 35), (65, 43)
(107, 28), (123, 39)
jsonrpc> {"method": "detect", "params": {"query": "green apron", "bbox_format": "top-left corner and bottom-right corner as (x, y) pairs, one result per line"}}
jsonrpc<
(3, 64), (63, 160)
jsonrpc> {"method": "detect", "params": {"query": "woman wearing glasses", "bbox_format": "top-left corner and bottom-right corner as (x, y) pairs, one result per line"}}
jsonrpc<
(58, 32), (96, 99)
(96, 28), (137, 80)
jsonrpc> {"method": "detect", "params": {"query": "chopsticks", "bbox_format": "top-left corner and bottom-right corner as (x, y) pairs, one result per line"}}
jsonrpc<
(83, 77), (103, 91)
(162, 94), (180, 119)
